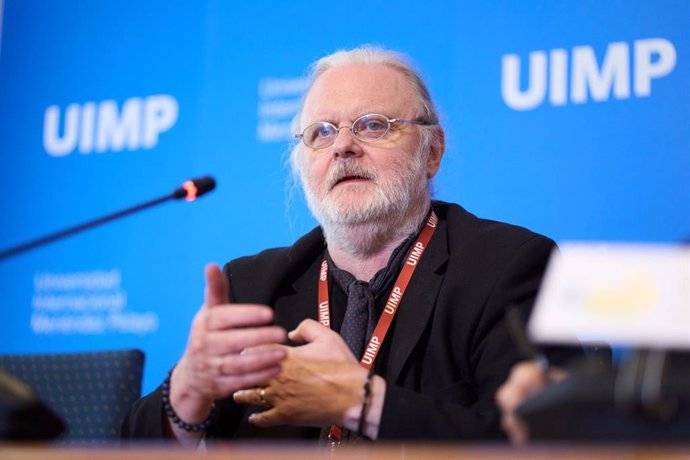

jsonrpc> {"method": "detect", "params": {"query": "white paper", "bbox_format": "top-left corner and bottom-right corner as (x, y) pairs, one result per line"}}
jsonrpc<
(528, 242), (690, 349)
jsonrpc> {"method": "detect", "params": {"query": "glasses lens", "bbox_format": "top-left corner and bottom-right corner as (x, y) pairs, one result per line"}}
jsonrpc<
(302, 122), (337, 149)
(352, 114), (390, 141)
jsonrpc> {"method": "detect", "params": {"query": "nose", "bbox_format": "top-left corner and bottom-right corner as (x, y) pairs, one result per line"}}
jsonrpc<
(331, 126), (363, 160)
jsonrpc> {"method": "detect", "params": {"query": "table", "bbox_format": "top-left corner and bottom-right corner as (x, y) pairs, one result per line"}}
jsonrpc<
(2, 443), (690, 460)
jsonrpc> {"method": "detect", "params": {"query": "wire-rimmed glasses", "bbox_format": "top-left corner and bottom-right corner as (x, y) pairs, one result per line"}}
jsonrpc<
(295, 113), (436, 149)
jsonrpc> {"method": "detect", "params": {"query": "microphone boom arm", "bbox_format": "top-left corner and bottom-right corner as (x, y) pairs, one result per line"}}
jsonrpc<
(0, 176), (215, 261)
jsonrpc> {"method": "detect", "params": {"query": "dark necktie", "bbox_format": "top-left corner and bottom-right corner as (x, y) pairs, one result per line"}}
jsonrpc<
(329, 236), (416, 360)
(338, 278), (376, 359)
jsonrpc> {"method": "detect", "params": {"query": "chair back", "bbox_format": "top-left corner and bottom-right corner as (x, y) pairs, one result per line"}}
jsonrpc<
(0, 349), (144, 442)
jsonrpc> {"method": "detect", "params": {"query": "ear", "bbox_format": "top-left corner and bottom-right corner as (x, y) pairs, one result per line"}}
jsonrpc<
(426, 127), (445, 178)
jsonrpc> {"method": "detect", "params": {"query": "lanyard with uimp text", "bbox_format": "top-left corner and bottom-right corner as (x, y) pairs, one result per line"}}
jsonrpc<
(317, 211), (438, 444)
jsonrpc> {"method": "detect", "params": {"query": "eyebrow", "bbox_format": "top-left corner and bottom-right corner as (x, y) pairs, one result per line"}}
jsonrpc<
(306, 111), (396, 125)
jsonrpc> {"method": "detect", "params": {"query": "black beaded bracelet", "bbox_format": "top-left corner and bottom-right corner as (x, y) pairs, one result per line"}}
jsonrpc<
(161, 368), (217, 432)
(357, 368), (376, 437)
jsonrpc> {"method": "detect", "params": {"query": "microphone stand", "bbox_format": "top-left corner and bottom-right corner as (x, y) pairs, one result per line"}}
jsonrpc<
(0, 176), (215, 261)
(614, 349), (677, 422)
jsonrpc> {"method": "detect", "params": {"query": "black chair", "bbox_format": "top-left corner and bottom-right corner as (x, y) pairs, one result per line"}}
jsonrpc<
(0, 349), (144, 442)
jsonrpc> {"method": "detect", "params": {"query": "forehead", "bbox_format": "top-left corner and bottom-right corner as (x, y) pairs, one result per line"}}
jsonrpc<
(301, 63), (418, 123)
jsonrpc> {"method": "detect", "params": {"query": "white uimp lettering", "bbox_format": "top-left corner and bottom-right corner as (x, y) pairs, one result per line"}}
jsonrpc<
(571, 42), (630, 104)
(428, 213), (438, 228)
(634, 38), (676, 97)
(318, 300), (330, 326)
(384, 286), (403, 315)
(501, 51), (547, 111)
(406, 242), (425, 266)
(43, 94), (179, 156)
(143, 94), (178, 148)
(44, 104), (80, 157)
(319, 260), (328, 281)
(96, 98), (142, 152)
(501, 38), (676, 110)
(361, 335), (380, 365)
(78, 102), (97, 154)
(549, 49), (568, 106)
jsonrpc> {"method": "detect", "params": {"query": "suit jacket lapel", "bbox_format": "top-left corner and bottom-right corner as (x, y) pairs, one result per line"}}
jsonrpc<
(384, 215), (449, 383)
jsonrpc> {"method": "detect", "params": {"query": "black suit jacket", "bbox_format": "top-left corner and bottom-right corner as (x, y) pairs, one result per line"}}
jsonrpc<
(122, 202), (555, 440)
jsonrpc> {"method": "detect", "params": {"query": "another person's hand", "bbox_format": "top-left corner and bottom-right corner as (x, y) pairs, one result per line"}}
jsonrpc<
(233, 320), (386, 439)
(495, 360), (566, 444)
(168, 264), (288, 442)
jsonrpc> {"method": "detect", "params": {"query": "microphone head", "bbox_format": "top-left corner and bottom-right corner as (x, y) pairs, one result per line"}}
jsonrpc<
(173, 176), (216, 201)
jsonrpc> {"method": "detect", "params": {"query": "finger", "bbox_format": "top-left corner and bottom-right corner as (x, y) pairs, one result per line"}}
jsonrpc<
(496, 374), (519, 409)
(547, 367), (568, 382)
(205, 305), (275, 331)
(512, 361), (546, 395)
(204, 326), (287, 355)
(495, 383), (509, 409)
(233, 386), (270, 406)
(287, 319), (331, 344)
(205, 263), (229, 308)
(241, 343), (287, 355)
(248, 408), (281, 427)
(232, 389), (253, 405)
(503, 413), (529, 445)
(496, 377), (526, 413)
(217, 366), (281, 394)
(218, 348), (286, 376)
(501, 413), (520, 444)
(496, 361), (546, 415)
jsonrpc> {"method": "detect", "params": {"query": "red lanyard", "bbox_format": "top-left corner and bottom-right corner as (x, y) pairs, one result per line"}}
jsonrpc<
(319, 211), (438, 443)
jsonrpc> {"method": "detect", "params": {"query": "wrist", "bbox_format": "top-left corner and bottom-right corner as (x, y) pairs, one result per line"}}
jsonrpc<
(361, 375), (385, 439)
(356, 369), (375, 436)
(166, 367), (215, 429)
(342, 367), (369, 427)
(342, 371), (385, 440)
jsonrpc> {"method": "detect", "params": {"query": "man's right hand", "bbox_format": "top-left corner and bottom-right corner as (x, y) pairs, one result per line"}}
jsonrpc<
(167, 263), (287, 442)
(496, 360), (567, 445)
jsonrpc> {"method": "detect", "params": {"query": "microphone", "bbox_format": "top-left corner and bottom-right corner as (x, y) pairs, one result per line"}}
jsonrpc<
(0, 176), (216, 261)
(172, 176), (216, 201)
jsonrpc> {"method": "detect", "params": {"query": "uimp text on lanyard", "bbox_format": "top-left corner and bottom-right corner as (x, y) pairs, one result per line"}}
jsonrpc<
(317, 210), (438, 443)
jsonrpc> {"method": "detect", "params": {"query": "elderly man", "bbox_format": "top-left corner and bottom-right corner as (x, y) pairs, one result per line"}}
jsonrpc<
(122, 45), (555, 443)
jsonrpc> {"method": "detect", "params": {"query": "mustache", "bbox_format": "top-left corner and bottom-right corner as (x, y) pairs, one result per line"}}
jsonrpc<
(326, 162), (379, 190)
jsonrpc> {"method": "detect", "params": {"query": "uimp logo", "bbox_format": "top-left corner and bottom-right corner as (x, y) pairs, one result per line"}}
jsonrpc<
(502, 38), (676, 110)
(43, 94), (179, 156)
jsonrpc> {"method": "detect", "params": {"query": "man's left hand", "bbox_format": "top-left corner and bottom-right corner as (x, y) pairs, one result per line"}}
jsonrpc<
(233, 320), (373, 430)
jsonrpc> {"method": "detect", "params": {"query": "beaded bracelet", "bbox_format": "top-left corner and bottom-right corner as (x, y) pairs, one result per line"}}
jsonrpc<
(357, 368), (376, 437)
(161, 368), (217, 432)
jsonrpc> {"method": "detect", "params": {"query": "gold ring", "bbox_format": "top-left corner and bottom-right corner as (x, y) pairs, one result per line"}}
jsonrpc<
(258, 387), (267, 405)
(217, 356), (225, 375)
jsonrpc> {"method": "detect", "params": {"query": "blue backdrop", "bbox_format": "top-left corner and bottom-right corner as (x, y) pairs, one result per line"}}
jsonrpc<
(1, 0), (688, 393)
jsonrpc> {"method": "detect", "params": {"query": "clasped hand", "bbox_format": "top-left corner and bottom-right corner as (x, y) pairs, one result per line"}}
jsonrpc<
(234, 319), (368, 429)
(169, 264), (369, 432)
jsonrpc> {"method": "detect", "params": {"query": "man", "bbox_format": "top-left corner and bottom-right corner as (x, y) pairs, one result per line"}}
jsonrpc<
(122, 45), (555, 443)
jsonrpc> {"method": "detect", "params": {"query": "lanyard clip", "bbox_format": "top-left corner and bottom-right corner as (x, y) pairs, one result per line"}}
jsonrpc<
(328, 424), (342, 447)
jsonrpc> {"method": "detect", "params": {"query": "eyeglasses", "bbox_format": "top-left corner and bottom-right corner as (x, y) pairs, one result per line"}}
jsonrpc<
(294, 113), (436, 149)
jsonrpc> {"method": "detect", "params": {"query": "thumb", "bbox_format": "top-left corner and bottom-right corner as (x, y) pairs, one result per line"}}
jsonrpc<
(288, 319), (330, 344)
(204, 263), (230, 308)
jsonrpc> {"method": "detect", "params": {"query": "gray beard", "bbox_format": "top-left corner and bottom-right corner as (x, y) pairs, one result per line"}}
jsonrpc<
(319, 202), (429, 257)
(301, 153), (431, 257)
